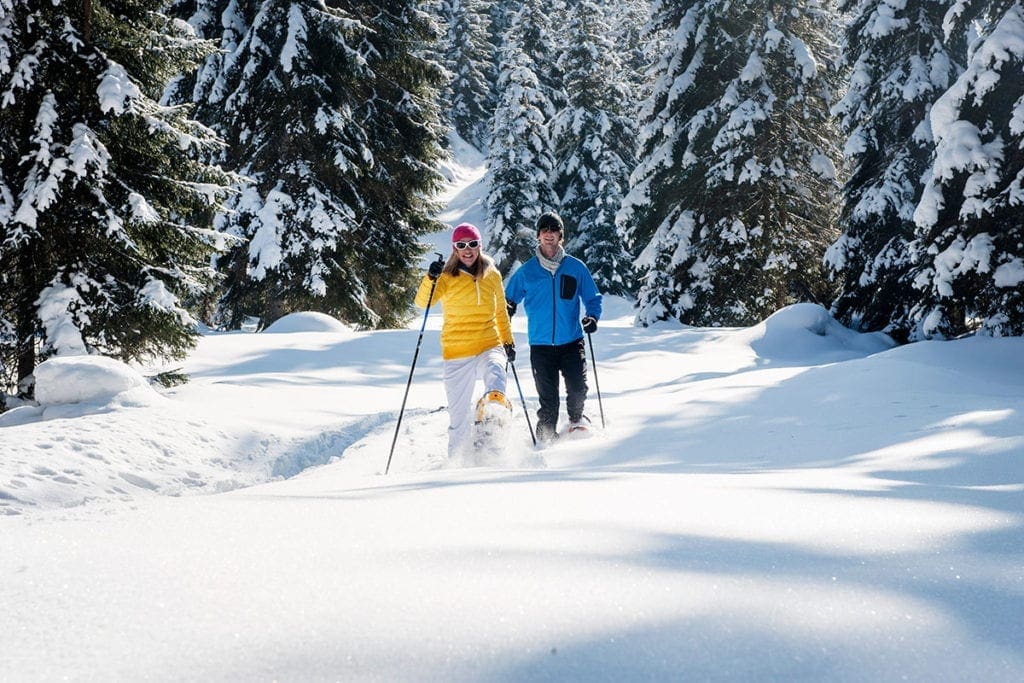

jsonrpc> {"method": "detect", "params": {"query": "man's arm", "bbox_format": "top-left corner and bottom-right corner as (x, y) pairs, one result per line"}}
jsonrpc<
(580, 263), (603, 320)
(504, 265), (524, 306)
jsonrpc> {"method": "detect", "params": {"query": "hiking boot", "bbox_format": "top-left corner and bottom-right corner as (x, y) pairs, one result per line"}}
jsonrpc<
(536, 422), (558, 443)
(568, 415), (592, 433)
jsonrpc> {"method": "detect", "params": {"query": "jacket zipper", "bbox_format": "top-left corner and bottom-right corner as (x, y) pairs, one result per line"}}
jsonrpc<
(549, 269), (556, 344)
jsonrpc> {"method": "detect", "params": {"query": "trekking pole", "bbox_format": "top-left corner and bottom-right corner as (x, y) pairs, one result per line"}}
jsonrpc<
(509, 360), (536, 447)
(586, 332), (606, 428)
(385, 253), (444, 474)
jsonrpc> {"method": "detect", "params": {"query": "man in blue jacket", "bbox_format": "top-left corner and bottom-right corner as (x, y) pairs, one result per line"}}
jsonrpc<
(505, 211), (602, 442)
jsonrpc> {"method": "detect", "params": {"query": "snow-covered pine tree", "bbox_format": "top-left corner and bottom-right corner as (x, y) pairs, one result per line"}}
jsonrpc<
(484, 0), (559, 273)
(618, 0), (843, 327)
(605, 0), (655, 104)
(826, 0), (961, 341)
(616, 1), (719, 324)
(551, 0), (637, 296)
(350, 1), (448, 322)
(907, 0), (1024, 338)
(529, 0), (568, 108)
(417, 1), (453, 140)
(0, 0), (231, 398)
(488, 0), (514, 38)
(439, 0), (495, 151)
(174, 0), (363, 328)
(486, 0), (567, 132)
(175, 1), (446, 330)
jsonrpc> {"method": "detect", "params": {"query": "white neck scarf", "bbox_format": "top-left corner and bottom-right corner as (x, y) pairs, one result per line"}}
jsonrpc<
(537, 245), (565, 275)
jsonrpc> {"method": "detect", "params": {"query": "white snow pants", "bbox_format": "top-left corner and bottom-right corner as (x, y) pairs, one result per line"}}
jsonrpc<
(444, 346), (507, 459)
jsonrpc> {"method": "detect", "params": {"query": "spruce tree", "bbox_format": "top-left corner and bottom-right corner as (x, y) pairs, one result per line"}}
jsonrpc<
(488, 0), (515, 38)
(617, 1), (715, 325)
(175, 1), (446, 330)
(552, 0), (637, 296)
(907, 0), (1024, 338)
(619, 0), (843, 327)
(351, 1), (448, 325)
(439, 0), (495, 151)
(606, 0), (655, 104)
(826, 0), (960, 341)
(0, 0), (231, 398)
(484, 0), (558, 273)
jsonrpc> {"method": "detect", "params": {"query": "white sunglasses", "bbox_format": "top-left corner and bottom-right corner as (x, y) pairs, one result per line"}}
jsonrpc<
(453, 240), (480, 250)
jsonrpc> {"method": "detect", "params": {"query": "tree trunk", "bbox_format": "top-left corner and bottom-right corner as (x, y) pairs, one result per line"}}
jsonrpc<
(83, 0), (92, 43)
(15, 247), (38, 398)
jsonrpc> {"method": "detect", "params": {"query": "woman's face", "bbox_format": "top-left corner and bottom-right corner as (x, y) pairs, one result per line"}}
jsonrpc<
(454, 238), (480, 267)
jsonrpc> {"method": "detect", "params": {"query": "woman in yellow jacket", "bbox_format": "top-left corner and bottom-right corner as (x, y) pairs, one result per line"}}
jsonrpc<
(415, 223), (515, 459)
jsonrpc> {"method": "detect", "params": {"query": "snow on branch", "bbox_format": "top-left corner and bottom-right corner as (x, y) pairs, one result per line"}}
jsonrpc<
(98, 62), (143, 115)
(36, 281), (88, 357)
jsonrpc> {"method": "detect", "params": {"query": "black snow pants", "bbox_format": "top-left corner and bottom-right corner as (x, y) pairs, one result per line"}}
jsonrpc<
(530, 338), (588, 437)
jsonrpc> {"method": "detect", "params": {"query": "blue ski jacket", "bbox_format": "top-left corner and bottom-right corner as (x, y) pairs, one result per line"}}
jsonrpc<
(505, 254), (602, 346)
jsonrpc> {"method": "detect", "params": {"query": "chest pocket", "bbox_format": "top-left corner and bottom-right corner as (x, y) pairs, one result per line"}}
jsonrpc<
(559, 274), (578, 300)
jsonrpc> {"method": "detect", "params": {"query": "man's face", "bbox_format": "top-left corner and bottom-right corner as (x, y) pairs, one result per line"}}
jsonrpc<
(538, 228), (562, 256)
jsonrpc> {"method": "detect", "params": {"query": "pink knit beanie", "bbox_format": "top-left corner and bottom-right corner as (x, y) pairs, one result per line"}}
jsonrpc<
(452, 223), (482, 243)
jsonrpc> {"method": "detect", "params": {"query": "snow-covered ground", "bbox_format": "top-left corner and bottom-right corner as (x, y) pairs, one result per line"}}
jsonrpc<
(4, 301), (1023, 680)
(2, 138), (1023, 680)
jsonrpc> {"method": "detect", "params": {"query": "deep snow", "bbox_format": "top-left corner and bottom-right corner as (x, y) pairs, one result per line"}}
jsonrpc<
(3, 299), (1022, 681)
(1, 137), (1023, 681)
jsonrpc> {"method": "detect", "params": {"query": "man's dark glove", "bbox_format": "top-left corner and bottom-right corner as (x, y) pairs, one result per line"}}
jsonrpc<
(506, 301), (517, 317)
(582, 316), (598, 334)
(504, 344), (516, 362)
(427, 260), (444, 281)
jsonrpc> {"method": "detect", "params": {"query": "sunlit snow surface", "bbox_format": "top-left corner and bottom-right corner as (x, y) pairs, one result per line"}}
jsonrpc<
(2, 135), (1023, 679)
(2, 298), (1022, 680)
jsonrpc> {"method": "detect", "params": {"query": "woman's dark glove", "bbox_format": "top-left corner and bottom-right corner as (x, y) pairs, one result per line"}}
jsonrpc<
(582, 316), (598, 334)
(427, 260), (444, 281)
(504, 344), (516, 362)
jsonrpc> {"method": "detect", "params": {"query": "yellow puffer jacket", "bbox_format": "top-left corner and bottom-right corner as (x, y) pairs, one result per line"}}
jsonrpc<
(415, 265), (513, 361)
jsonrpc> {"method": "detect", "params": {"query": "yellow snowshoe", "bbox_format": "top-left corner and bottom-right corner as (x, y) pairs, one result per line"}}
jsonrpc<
(475, 390), (512, 424)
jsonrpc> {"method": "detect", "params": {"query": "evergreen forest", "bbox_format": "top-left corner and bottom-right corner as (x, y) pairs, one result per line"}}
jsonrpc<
(2, 0), (1022, 404)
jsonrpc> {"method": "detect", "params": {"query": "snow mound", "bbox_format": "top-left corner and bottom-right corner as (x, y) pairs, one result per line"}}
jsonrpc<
(742, 303), (895, 362)
(263, 312), (351, 334)
(34, 355), (158, 407)
(877, 336), (1024, 388)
